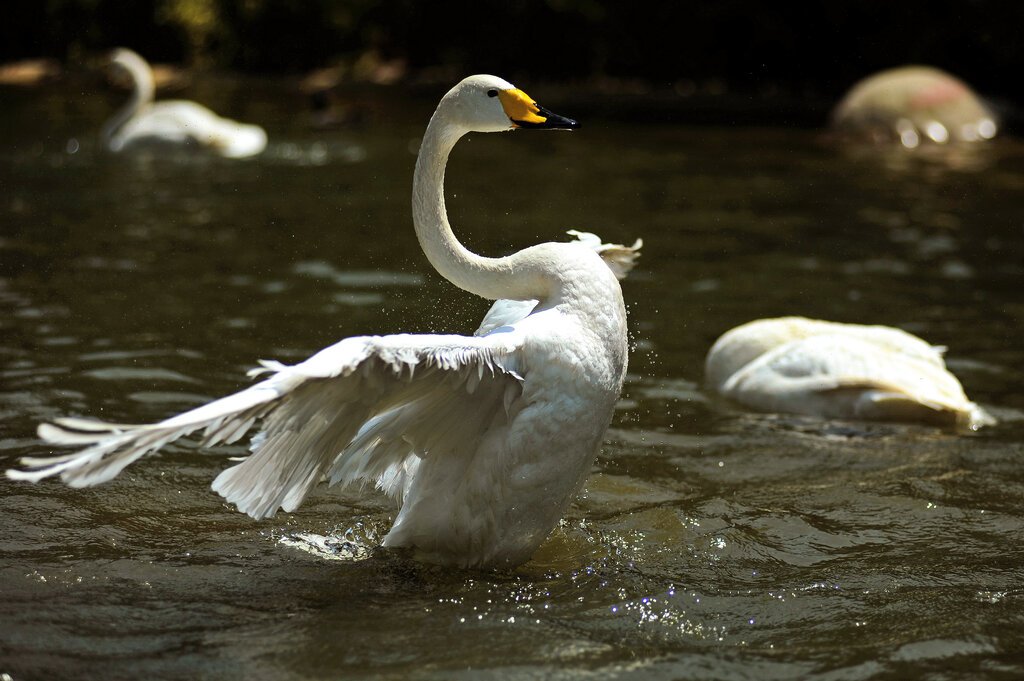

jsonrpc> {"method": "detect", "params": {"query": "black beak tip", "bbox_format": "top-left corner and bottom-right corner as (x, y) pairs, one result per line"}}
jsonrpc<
(559, 116), (580, 131)
(514, 108), (580, 131)
(539, 106), (578, 131)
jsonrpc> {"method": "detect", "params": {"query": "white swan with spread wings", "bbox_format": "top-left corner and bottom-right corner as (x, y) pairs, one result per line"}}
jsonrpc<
(10, 75), (640, 569)
(102, 47), (267, 158)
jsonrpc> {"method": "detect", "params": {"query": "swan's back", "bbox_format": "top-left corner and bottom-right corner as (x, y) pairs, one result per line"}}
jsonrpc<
(707, 317), (993, 429)
(832, 65), (998, 144)
(705, 316), (943, 390)
(113, 100), (267, 157)
(475, 230), (641, 336)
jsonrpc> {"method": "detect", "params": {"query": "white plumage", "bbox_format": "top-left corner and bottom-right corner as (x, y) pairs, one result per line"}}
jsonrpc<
(102, 48), (267, 158)
(705, 316), (994, 429)
(10, 75), (641, 569)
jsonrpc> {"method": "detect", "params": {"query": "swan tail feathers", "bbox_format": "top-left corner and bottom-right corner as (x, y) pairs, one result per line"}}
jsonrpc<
(566, 230), (643, 280)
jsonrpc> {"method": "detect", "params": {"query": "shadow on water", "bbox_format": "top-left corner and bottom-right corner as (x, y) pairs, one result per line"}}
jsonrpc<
(1, 80), (1023, 680)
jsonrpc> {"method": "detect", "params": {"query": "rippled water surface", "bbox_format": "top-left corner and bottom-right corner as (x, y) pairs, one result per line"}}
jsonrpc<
(2, 81), (1023, 681)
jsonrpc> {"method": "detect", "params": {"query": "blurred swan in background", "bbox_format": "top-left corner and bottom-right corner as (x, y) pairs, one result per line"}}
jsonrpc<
(102, 47), (267, 158)
(706, 317), (994, 429)
(10, 75), (641, 569)
(832, 65), (997, 147)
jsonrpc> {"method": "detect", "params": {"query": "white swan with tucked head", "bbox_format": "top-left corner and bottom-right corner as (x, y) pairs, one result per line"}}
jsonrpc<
(102, 47), (267, 158)
(706, 317), (994, 429)
(10, 75), (640, 569)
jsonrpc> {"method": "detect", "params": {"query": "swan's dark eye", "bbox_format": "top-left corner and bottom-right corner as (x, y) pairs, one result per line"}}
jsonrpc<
(487, 89), (498, 98)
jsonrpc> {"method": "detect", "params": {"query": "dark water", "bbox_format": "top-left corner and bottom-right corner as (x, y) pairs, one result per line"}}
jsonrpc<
(2, 80), (1023, 681)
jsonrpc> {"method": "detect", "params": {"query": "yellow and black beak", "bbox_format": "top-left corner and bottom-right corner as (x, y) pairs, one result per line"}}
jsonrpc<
(497, 88), (579, 130)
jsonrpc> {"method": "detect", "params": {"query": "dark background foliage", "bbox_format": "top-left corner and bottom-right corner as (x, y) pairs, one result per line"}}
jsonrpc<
(4, 0), (1021, 106)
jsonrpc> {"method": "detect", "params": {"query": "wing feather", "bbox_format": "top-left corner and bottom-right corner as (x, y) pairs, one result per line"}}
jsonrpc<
(9, 333), (525, 519)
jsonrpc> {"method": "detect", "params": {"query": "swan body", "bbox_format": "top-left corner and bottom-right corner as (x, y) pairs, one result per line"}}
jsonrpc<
(103, 48), (267, 158)
(832, 65), (997, 146)
(706, 317), (993, 429)
(10, 75), (640, 569)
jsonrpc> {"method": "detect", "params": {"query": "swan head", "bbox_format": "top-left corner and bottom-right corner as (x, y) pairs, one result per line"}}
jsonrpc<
(440, 75), (578, 134)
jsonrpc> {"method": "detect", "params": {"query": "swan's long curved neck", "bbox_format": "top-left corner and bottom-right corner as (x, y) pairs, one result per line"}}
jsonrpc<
(101, 56), (155, 144)
(412, 116), (554, 302)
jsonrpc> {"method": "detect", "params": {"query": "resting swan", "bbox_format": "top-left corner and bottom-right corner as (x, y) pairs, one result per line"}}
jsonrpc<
(9, 75), (641, 569)
(102, 47), (267, 158)
(831, 65), (997, 146)
(706, 317), (994, 429)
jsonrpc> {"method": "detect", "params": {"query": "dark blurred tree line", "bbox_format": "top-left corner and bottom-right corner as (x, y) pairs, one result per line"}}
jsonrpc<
(4, 0), (1022, 100)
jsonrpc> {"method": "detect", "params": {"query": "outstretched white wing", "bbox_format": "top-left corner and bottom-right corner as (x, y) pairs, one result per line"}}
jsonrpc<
(10, 332), (525, 520)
